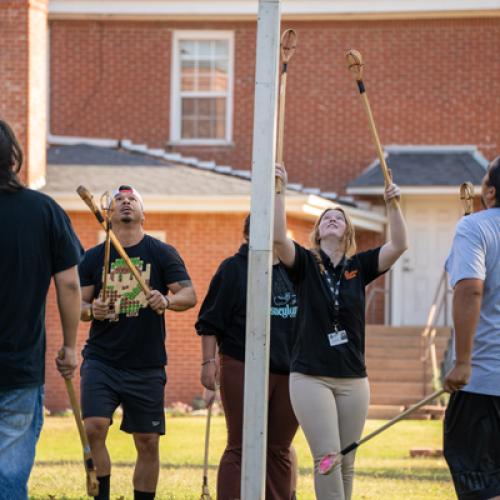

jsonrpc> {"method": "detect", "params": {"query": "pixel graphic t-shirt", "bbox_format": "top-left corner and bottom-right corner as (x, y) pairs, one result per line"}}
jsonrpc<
(79, 234), (190, 369)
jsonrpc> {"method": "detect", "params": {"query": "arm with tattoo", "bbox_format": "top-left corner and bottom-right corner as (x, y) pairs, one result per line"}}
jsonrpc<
(165, 280), (197, 311)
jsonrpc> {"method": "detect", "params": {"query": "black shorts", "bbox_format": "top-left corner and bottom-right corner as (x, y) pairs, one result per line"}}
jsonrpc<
(444, 390), (500, 500)
(80, 358), (166, 435)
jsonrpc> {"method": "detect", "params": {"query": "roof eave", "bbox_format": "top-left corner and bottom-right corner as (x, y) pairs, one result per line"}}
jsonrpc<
(347, 185), (483, 195)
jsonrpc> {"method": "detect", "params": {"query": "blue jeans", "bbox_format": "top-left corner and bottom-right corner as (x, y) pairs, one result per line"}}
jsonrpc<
(0, 385), (44, 500)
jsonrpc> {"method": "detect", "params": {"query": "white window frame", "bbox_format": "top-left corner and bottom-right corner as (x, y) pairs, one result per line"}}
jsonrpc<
(170, 30), (234, 146)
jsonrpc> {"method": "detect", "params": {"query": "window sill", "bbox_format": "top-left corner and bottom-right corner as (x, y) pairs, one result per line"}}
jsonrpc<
(167, 140), (235, 147)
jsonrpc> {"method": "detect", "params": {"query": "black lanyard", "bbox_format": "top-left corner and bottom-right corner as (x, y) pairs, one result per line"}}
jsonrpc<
(322, 257), (348, 328)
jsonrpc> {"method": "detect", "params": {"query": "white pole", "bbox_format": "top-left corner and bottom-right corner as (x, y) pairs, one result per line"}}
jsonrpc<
(241, 1), (281, 499)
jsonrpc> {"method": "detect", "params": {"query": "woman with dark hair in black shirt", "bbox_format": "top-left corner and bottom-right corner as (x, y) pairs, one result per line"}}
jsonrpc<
(196, 216), (299, 500)
(274, 163), (408, 500)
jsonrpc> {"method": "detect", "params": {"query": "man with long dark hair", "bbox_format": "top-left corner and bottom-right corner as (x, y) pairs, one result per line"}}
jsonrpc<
(0, 120), (83, 499)
(444, 156), (500, 500)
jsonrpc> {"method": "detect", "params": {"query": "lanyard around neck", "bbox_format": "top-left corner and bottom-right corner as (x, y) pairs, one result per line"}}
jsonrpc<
(322, 256), (348, 326)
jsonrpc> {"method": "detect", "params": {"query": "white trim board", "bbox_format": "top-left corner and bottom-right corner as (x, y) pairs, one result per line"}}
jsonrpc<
(48, 0), (500, 19)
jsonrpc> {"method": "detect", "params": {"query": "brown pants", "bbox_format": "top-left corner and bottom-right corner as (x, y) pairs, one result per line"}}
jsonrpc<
(217, 355), (299, 500)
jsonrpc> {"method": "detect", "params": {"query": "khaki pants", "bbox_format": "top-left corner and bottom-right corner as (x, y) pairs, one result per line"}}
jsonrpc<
(289, 372), (370, 500)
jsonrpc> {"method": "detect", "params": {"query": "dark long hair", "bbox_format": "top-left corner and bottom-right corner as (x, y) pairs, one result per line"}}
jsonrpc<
(0, 120), (24, 192)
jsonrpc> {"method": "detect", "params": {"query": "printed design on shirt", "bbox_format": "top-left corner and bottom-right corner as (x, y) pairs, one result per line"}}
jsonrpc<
(102, 257), (151, 319)
(271, 269), (298, 319)
(344, 269), (358, 280)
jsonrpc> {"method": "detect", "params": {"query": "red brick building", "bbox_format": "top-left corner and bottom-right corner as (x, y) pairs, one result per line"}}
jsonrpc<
(2, 0), (499, 410)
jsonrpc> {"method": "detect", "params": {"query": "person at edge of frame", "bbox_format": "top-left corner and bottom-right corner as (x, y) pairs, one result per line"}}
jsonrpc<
(0, 119), (84, 500)
(273, 162), (408, 500)
(196, 215), (300, 500)
(443, 156), (500, 500)
(78, 185), (197, 500)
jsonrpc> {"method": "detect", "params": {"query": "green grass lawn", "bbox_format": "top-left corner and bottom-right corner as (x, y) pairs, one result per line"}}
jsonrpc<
(29, 416), (455, 499)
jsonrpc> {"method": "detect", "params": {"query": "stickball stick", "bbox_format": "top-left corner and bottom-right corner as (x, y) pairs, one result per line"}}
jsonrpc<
(275, 29), (297, 194)
(77, 186), (151, 296)
(58, 351), (99, 496)
(318, 388), (445, 474)
(100, 192), (113, 302)
(200, 388), (218, 500)
(346, 49), (398, 206)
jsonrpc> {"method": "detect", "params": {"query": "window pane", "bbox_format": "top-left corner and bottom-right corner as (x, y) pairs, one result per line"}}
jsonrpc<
(179, 41), (195, 57)
(180, 97), (226, 140)
(214, 59), (228, 91)
(181, 117), (196, 139)
(181, 60), (196, 91)
(198, 40), (212, 58)
(198, 59), (213, 91)
(181, 99), (195, 116)
(197, 119), (212, 138)
(215, 40), (229, 57)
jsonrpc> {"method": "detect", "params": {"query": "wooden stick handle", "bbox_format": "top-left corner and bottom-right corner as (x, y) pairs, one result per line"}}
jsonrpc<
(342, 389), (446, 455)
(102, 221), (111, 302)
(275, 29), (297, 195)
(346, 49), (397, 206)
(360, 93), (392, 187)
(275, 71), (288, 194)
(77, 186), (151, 296)
(58, 351), (99, 496)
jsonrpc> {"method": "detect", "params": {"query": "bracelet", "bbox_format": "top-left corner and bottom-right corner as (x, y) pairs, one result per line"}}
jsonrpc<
(164, 295), (170, 310)
(201, 358), (216, 366)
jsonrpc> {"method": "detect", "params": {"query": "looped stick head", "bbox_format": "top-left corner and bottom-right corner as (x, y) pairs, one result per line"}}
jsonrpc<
(460, 181), (474, 216)
(100, 191), (113, 213)
(280, 29), (298, 64)
(318, 452), (342, 475)
(346, 49), (364, 81)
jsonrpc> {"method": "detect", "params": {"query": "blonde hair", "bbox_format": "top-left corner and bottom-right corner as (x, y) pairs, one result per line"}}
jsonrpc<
(309, 206), (357, 258)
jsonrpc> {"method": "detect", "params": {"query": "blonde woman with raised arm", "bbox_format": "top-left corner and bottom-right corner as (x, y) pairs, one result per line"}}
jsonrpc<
(274, 163), (408, 500)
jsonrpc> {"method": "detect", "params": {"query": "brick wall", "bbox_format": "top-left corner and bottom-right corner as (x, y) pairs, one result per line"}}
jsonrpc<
(0, 0), (47, 186)
(49, 18), (500, 193)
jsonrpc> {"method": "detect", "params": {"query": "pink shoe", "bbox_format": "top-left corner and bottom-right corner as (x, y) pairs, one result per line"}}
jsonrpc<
(318, 453), (341, 475)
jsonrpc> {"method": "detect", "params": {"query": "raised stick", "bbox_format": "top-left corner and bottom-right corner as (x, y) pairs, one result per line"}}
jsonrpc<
(100, 192), (113, 301)
(346, 49), (397, 204)
(275, 29), (297, 194)
(77, 186), (151, 296)
(319, 388), (445, 474)
(58, 351), (99, 496)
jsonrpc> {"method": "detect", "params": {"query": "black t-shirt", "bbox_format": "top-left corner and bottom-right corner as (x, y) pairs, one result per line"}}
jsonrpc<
(79, 234), (190, 368)
(287, 242), (385, 378)
(196, 244), (297, 374)
(0, 188), (83, 389)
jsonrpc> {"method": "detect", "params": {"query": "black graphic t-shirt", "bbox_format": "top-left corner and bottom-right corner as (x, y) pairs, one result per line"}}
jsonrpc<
(286, 242), (386, 378)
(196, 244), (297, 374)
(79, 235), (190, 368)
(0, 188), (83, 389)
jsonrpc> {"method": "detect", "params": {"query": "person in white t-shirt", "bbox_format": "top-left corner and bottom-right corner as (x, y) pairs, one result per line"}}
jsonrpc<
(444, 156), (500, 500)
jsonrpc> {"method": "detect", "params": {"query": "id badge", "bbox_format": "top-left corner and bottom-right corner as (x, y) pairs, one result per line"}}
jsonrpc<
(327, 329), (348, 347)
